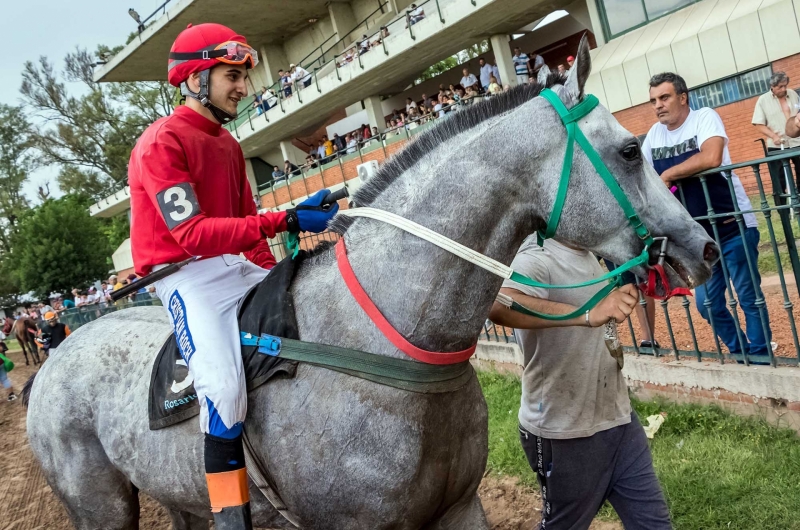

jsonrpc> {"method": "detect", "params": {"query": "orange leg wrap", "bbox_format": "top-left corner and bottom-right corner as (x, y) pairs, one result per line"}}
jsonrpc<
(206, 468), (250, 513)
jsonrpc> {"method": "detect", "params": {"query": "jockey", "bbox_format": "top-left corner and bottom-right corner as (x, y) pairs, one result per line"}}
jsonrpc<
(128, 23), (338, 529)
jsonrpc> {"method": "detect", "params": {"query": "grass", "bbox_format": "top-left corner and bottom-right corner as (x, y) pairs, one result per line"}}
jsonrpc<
(479, 370), (800, 530)
(2, 339), (19, 353)
(755, 195), (796, 275)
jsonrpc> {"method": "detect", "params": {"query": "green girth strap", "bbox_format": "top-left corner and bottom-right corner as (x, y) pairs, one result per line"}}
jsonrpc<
(240, 332), (474, 394)
(537, 89), (653, 249)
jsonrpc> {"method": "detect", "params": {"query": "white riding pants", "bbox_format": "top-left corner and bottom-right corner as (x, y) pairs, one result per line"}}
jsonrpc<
(155, 255), (269, 439)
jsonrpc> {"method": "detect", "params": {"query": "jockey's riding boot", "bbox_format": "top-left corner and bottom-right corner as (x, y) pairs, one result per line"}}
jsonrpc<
(205, 433), (253, 530)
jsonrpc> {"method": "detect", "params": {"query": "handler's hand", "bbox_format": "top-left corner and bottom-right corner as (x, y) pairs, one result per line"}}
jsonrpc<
(587, 283), (639, 327)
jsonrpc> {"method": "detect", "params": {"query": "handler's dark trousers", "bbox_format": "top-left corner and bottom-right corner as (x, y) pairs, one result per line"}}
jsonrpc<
(519, 413), (671, 530)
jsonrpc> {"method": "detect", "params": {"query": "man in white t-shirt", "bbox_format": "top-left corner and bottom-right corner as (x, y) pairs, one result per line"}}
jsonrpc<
(460, 67), (478, 92)
(512, 47), (529, 85)
(490, 237), (671, 530)
(290, 63), (311, 89)
(433, 95), (445, 118)
(478, 57), (493, 91)
(642, 72), (773, 362)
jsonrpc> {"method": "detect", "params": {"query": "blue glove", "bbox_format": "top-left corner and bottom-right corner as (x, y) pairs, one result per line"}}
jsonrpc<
(285, 189), (340, 234)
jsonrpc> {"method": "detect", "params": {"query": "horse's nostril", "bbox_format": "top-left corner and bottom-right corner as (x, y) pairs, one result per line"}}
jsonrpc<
(703, 242), (720, 264)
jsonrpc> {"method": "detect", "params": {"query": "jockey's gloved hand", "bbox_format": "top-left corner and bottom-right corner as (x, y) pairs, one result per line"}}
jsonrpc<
(285, 189), (340, 234)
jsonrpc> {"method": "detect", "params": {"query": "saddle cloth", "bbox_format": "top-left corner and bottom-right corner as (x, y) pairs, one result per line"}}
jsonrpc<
(148, 253), (306, 430)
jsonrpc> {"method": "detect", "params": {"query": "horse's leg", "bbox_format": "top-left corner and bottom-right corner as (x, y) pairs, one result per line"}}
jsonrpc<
(37, 433), (140, 529)
(29, 336), (41, 364)
(422, 494), (489, 530)
(168, 509), (209, 530)
(19, 338), (29, 365)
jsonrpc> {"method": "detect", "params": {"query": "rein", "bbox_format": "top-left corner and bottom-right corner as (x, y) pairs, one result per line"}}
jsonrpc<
(334, 88), (680, 363)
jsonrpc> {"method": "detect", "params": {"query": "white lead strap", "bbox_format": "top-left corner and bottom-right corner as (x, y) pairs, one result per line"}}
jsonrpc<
(337, 208), (514, 280)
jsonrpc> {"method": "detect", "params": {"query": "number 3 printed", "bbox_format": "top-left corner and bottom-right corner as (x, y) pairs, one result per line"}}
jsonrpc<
(157, 183), (200, 230)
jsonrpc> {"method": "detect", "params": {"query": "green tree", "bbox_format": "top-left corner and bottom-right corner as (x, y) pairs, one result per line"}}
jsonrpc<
(20, 47), (172, 200)
(7, 195), (111, 298)
(0, 104), (35, 254)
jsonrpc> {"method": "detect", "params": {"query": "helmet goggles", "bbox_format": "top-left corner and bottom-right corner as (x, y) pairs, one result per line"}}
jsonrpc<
(169, 40), (259, 69)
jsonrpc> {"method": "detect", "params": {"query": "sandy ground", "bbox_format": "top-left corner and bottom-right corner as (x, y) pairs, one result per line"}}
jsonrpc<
(0, 348), (621, 530)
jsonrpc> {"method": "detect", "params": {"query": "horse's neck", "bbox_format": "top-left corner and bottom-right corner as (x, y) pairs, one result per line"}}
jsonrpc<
(292, 196), (531, 358)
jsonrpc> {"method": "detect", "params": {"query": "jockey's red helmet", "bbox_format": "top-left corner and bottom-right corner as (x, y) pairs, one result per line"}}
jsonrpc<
(167, 23), (258, 87)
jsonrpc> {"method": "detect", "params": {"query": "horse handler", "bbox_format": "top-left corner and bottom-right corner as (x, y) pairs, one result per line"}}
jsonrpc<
(128, 22), (338, 529)
(490, 236), (672, 530)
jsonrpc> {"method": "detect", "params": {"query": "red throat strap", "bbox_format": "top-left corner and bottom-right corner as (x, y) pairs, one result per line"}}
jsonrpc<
(335, 239), (476, 365)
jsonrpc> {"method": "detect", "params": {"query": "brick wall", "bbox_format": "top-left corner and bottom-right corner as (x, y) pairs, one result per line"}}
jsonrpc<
(613, 52), (800, 195)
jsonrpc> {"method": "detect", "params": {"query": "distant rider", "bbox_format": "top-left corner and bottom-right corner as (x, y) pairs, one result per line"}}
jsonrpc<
(128, 22), (338, 529)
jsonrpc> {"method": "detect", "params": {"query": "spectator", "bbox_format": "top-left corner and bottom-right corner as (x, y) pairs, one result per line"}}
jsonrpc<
(488, 75), (502, 95)
(359, 35), (371, 55)
(465, 86), (479, 100)
(103, 280), (114, 298)
(362, 123), (371, 139)
(407, 3), (425, 25)
(478, 57), (493, 91)
(421, 92), (433, 109)
(371, 126), (379, 140)
(642, 72), (773, 362)
(290, 63), (312, 89)
(0, 350), (16, 401)
(752, 71), (800, 193)
(263, 88), (278, 111)
(527, 51), (545, 76)
(317, 140), (327, 161)
(567, 55), (574, 69)
(371, 26), (389, 47)
(512, 47), (529, 85)
(489, 236), (670, 529)
(345, 133), (357, 153)
(272, 165), (286, 180)
(433, 95), (445, 118)
(460, 67), (479, 93)
(284, 160), (300, 177)
(110, 275), (123, 291)
(332, 133), (346, 153)
(528, 75), (536, 84)
(406, 97), (418, 113)
(38, 311), (71, 356)
(278, 69), (292, 98)
(62, 297), (75, 310)
(324, 135), (335, 158)
(75, 291), (88, 307)
(253, 92), (263, 115)
(557, 64), (567, 74)
(492, 62), (502, 85)
(303, 155), (318, 170)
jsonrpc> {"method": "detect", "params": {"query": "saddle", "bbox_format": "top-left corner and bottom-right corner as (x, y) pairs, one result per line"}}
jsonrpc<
(148, 253), (304, 430)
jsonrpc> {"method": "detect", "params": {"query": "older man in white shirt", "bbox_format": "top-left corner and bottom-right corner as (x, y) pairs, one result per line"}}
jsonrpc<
(752, 71), (800, 194)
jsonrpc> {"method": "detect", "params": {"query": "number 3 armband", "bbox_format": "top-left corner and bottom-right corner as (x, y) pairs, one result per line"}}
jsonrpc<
(156, 183), (201, 230)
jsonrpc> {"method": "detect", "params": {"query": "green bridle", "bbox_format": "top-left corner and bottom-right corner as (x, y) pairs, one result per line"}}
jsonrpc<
(505, 88), (656, 320)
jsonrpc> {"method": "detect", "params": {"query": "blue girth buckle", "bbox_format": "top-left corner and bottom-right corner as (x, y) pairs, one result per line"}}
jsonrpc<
(258, 334), (282, 356)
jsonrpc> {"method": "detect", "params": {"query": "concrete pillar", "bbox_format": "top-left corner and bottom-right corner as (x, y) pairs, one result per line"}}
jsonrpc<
(489, 34), (518, 88)
(261, 44), (289, 86)
(363, 95), (386, 132)
(328, 1), (357, 45)
(279, 140), (308, 166)
(243, 159), (259, 195)
(569, 0), (605, 45)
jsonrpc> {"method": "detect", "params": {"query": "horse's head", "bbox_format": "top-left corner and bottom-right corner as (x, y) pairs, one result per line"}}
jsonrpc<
(510, 35), (718, 292)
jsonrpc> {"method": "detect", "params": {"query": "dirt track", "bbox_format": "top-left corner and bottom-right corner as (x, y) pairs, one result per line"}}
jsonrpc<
(0, 348), (619, 530)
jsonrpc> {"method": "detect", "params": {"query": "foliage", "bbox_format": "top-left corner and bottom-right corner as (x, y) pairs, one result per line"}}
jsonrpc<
(478, 370), (800, 530)
(7, 195), (111, 298)
(0, 104), (36, 255)
(414, 40), (490, 85)
(20, 47), (172, 200)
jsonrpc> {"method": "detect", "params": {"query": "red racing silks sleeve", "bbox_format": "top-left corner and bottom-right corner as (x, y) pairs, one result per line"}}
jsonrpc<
(238, 160), (284, 269)
(138, 129), (288, 257)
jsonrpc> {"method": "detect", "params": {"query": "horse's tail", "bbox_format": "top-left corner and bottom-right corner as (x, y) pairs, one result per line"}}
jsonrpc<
(21, 373), (37, 407)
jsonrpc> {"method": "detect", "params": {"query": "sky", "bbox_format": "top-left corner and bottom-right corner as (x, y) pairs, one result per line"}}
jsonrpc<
(0, 0), (165, 201)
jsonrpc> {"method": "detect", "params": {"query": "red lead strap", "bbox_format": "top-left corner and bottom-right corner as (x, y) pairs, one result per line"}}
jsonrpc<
(638, 263), (692, 300)
(335, 239), (476, 365)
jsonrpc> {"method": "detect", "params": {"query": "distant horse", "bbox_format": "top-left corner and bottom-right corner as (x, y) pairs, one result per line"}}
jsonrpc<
(13, 317), (40, 365)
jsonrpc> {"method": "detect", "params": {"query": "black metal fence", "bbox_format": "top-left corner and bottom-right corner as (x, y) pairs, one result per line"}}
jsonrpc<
(59, 298), (162, 331)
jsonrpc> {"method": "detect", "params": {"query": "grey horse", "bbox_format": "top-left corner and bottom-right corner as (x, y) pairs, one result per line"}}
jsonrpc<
(25, 39), (717, 530)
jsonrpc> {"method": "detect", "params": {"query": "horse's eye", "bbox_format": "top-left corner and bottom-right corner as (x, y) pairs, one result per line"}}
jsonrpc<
(620, 143), (640, 161)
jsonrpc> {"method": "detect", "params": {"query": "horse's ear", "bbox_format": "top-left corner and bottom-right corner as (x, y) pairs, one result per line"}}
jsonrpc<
(564, 33), (592, 100)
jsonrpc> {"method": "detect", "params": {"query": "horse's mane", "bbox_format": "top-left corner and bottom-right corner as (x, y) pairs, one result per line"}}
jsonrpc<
(327, 72), (566, 236)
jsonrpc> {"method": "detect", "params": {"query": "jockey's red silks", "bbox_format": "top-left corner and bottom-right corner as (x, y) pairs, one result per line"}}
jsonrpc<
(335, 239), (476, 365)
(638, 263), (692, 300)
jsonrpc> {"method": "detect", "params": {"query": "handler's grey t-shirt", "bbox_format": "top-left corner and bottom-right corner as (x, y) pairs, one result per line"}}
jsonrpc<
(502, 237), (631, 439)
